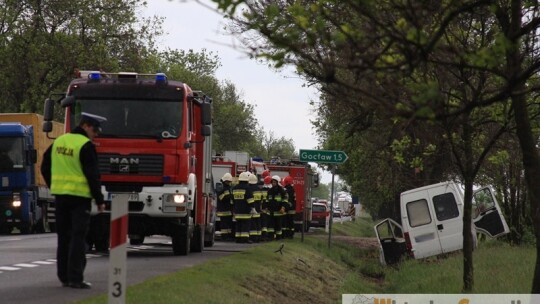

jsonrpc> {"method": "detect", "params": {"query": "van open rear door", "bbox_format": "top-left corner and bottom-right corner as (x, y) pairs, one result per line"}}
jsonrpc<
(374, 218), (407, 265)
(472, 187), (510, 237)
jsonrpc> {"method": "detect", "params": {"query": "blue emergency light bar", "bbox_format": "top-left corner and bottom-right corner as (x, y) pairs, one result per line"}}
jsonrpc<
(89, 71), (101, 80)
(83, 71), (168, 82)
(155, 73), (167, 82)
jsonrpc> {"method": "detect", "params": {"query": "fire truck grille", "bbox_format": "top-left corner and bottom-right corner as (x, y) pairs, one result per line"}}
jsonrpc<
(98, 154), (164, 175)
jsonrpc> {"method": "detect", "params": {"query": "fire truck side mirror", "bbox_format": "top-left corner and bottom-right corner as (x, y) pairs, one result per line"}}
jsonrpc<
(201, 102), (212, 125)
(43, 98), (54, 132)
(43, 98), (54, 121)
(201, 125), (211, 137)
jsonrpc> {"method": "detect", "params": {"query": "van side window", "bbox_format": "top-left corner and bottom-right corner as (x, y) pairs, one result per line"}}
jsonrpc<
(432, 193), (460, 221)
(406, 199), (432, 227)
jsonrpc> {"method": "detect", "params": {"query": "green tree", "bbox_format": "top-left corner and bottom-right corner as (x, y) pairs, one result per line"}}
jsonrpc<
(211, 0), (540, 292)
(0, 0), (161, 114)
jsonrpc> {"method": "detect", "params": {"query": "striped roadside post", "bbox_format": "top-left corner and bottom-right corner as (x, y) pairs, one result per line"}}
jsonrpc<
(108, 193), (129, 304)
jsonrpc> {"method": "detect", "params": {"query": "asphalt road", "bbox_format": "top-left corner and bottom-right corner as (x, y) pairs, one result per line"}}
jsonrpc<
(0, 233), (256, 304)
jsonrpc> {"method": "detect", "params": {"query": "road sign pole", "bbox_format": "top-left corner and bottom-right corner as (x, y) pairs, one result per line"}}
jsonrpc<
(328, 165), (336, 249)
(108, 193), (129, 304)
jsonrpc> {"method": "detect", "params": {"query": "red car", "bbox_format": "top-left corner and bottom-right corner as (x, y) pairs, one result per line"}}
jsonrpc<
(311, 202), (329, 228)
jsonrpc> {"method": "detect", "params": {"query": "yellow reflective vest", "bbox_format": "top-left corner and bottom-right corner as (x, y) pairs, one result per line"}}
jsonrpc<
(51, 133), (92, 198)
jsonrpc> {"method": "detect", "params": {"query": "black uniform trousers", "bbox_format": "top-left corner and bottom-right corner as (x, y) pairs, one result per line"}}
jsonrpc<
(55, 195), (92, 284)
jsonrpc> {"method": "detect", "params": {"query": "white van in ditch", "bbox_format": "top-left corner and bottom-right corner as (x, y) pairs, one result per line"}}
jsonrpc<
(374, 181), (509, 265)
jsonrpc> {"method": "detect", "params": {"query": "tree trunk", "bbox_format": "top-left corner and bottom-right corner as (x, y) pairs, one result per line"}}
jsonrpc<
(461, 118), (475, 292)
(462, 178), (475, 292)
(504, 0), (540, 292)
(512, 91), (540, 293)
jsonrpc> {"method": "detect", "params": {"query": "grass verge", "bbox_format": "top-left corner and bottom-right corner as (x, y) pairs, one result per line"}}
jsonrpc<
(78, 218), (535, 303)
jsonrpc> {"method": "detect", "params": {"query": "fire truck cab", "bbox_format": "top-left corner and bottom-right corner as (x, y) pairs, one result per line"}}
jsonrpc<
(43, 71), (215, 256)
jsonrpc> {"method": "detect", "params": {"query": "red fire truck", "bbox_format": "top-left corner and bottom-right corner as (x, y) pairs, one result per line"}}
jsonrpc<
(43, 71), (215, 255)
(266, 160), (318, 231)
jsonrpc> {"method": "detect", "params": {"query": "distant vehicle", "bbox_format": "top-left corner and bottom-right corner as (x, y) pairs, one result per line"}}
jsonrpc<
(310, 202), (329, 228)
(332, 207), (342, 217)
(0, 113), (63, 234)
(374, 181), (509, 265)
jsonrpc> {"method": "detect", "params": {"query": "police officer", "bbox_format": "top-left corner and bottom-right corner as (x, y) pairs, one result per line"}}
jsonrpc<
(216, 173), (234, 241)
(282, 175), (296, 239)
(232, 172), (254, 243)
(41, 112), (106, 289)
(267, 175), (288, 240)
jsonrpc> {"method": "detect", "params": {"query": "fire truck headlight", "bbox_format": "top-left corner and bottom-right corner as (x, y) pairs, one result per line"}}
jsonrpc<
(12, 193), (21, 207)
(163, 194), (186, 204)
(173, 194), (185, 203)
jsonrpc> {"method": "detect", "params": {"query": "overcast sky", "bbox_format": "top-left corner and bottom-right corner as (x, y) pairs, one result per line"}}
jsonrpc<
(143, 0), (337, 184)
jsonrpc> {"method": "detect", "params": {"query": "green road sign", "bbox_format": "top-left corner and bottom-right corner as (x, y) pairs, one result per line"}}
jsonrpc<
(299, 149), (348, 164)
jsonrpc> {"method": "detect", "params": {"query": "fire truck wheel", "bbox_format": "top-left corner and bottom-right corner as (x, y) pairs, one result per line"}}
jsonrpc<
(190, 225), (204, 253)
(204, 226), (215, 247)
(172, 226), (190, 256)
(129, 235), (145, 246)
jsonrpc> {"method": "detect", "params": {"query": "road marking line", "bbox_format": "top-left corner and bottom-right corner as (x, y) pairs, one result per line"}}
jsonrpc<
(14, 263), (39, 268)
(33, 261), (55, 265)
(0, 266), (20, 271)
(0, 238), (22, 242)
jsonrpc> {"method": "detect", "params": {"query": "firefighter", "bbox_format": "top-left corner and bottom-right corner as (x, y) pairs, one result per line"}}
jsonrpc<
(249, 174), (263, 243)
(216, 173), (234, 241)
(232, 172), (254, 243)
(282, 175), (296, 239)
(267, 175), (288, 240)
(260, 175), (272, 241)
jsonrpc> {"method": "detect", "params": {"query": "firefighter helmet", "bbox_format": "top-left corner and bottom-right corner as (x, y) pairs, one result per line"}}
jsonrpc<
(238, 171), (250, 182)
(282, 175), (293, 186)
(263, 176), (272, 185)
(271, 175), (281, 183)
(248, 174), (258, 184)
(222, 172), (233, 182)
(262, 170), (270, 178)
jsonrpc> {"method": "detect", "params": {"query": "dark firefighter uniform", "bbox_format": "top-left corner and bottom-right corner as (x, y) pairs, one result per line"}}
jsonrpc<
(232, 172), (254, 243)
(41, 114), (105, 289)
(260, 176), (272, 241)
(283, 179), (296, 239)
(216, 173), (234, 241)
(249, 174), (263, 243)
(267, 176), (288, 240)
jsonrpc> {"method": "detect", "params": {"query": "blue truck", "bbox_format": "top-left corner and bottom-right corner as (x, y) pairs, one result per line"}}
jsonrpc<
(0, 113), (63, 234)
